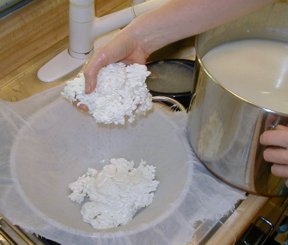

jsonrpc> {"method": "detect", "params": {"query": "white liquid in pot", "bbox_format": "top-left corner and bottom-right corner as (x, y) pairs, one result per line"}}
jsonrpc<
(202, 39), (288, 114)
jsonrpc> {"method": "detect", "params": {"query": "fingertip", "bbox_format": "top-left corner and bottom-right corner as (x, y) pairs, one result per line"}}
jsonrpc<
(259, 130), (274, 145)
(78, 103), (89, 112)
(259, 131), (267, 144)
(270, 163), (287, 178)
(72, 101), (89, 112)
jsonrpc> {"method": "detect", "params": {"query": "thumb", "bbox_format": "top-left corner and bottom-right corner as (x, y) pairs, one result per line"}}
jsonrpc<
(83, 30), (137, 94)
(83, 50), (108, 94)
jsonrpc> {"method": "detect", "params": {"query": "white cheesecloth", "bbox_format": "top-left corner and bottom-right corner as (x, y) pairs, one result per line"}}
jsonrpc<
(0, 85), (245, 245)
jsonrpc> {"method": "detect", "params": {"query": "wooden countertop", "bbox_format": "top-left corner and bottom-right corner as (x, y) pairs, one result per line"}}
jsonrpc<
(0, 0), (131, 101)
(0, 0), (281, 244)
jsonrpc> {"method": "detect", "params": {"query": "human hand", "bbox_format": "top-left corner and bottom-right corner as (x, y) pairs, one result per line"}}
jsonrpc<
(260, 125), (288, 184)
(83, 30), (149, 95)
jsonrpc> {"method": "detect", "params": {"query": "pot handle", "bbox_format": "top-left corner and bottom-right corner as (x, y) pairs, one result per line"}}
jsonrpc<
(152, 96), (186, 112)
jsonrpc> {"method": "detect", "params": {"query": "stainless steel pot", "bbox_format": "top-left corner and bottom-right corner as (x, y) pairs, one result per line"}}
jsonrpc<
(187, 2), (288, 196)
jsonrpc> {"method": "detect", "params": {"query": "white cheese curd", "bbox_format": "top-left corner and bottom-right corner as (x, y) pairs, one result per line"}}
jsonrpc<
(68, 158), (159, 229)
(61, 63), (153, 125)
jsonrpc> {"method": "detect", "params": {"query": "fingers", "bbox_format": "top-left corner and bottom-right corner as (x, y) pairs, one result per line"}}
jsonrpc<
(72, 101), (89, 112)
(271, 163), (288, 178)
(83, 32), (134, 94)
(260, 126), (288, 148)
(263, 147), (288, 165)
(260, 126), (288, 179)
(83, 29), (150, 95)
(83, 50), (109, 94)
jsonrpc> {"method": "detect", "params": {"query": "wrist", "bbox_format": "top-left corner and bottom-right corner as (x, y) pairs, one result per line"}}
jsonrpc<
(124, 14), (169, 56)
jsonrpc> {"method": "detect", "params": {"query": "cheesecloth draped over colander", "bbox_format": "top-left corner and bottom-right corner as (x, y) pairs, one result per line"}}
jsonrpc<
(0, 85), (245, 245)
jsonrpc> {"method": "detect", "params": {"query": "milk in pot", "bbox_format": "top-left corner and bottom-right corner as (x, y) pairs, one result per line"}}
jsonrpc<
(202, 39), (288, 114)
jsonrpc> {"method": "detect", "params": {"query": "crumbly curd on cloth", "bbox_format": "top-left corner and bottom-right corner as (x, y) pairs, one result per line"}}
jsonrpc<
(61, 63), (152, 125)
(68, 158), (159, 229)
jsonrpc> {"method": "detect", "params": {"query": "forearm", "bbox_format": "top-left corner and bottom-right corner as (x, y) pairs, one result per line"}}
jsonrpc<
(125, 0), (274, 55)
(83, 0), (274, 92)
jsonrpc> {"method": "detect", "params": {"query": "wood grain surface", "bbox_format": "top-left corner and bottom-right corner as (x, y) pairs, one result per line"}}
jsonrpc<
(0, 0), (130, 100)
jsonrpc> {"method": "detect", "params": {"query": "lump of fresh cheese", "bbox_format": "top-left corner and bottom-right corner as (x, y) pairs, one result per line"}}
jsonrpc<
(61, 63), (152, 125)
(68, 158), (159, 229)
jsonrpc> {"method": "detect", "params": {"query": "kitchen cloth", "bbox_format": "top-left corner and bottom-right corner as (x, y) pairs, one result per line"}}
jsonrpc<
(0, 84), (245, 245)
